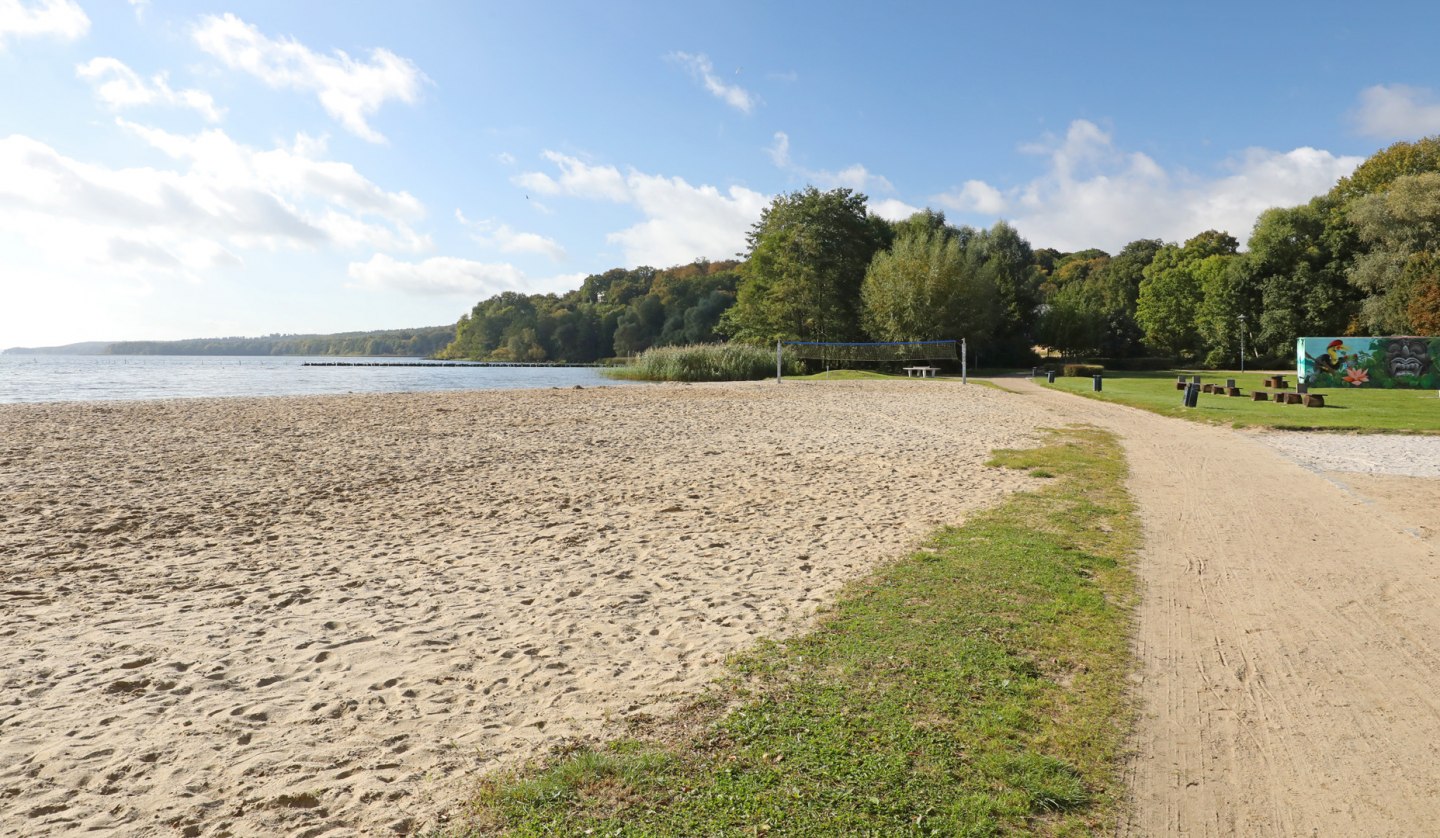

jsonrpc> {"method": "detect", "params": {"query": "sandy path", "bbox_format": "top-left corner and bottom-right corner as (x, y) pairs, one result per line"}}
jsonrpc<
(1000, 379), (1440, 836)
(0, 381), (1046, 837)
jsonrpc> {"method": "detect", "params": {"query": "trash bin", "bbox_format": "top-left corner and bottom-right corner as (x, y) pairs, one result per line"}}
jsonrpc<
(1092, 374), (1103, 392)
(1183, 382), (1200, 407)
(1046, 370), (1056, 384)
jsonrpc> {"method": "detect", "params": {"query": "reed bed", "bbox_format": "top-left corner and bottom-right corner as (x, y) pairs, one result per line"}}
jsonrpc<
(607, 343), (801, 382)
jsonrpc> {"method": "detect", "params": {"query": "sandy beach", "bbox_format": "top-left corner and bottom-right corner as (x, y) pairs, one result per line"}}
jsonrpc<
(0, 380), (1048, 836)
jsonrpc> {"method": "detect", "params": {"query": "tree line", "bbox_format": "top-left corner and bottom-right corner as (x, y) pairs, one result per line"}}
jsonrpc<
(436, 260), (741, 362)
(440, 137), (1440, 367)
(108, 326), (454, 357)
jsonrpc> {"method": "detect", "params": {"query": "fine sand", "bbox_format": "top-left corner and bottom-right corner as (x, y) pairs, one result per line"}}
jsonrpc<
(0, 380), (1047, 836)
(1001, 379), (1440, 836)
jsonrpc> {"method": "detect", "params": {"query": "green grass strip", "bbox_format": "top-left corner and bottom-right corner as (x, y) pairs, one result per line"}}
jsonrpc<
(441, 426), (1138, 837)
(1043, 369), (1440, 433)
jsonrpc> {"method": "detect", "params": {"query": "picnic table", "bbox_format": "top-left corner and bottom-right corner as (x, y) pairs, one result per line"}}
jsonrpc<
(902, 366), (939, 378)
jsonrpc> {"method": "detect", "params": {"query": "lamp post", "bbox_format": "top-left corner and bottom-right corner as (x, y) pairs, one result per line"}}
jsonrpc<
(1238, 314), (1246, 372)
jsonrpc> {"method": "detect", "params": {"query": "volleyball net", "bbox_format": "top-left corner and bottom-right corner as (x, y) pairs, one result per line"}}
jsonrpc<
(776, 339), (963, 380)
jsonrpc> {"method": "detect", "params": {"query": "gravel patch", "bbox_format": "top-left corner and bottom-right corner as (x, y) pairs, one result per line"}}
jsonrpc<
(1249, 431), (1440, 478)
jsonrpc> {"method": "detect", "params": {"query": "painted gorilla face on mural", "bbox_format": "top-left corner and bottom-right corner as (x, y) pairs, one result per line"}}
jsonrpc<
(1386, 338), (1431, 378)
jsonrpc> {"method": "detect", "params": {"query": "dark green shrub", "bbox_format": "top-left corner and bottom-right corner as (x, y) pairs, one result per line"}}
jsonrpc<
(1082, 356), (1173, 371)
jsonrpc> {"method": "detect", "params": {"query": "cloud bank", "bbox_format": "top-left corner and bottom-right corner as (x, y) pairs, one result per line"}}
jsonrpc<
(935, 120), (1363, 251)
(0, 123), (429, 287)
(1352, 84), (1440, 140)
(515, 151), (768, 267)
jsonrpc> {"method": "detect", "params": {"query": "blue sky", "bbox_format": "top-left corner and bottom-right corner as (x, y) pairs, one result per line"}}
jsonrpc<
(3, 0), (1439, 347)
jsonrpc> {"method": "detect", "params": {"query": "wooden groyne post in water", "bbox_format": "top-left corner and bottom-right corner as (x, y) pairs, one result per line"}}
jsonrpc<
(300, 361), (604, 368)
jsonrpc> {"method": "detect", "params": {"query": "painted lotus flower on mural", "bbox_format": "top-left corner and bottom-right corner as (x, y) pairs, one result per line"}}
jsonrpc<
(1343, 367), (1370, 386)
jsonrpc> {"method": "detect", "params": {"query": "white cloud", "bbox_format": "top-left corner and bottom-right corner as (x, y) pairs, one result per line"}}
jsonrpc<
(767, 130), (894, 193)
(513, 150), (628, 201)
(0, 0), (87, 46)
(669, 51), (756, 114)
(77, 57), (225, 122)
(1352, 84), (1440, 140)
(456, 210), (566, 260)
(192, 13), (425, 143)
(0, 123), (429, 294)
(128, 0), (147, 21)
(767, 131), (790, 167)
(937, 119), (1362, 252)
(515, 151), (768, 267)
(935, 180), (1007, 215)
(347, 253), (525, 296)
(869, 198), (922, 222)
(611, 172), (768, 267)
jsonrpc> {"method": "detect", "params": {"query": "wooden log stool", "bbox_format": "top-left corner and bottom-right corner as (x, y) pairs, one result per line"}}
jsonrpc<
(1202, 383), (1216, 393)
(1251, 391), (1268, 401)
(1175, 375), (1188, 390)
(1225, 387), (1242, 396)
(1302, 394), (1326, 408)
(1281, 392), (1303, 405)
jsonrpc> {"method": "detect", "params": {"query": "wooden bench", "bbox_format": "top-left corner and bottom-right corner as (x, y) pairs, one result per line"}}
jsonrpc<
(1268, 391), (1326, 407)
(1262, 375), (1290, 389)
(902, 366), (939, 378)
(1201, 381), (1243, 396)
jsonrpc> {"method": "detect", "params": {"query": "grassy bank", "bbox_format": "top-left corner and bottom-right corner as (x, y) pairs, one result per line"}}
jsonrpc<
(440, 426), (1138, 836)
(1043, 370), (1440, 433)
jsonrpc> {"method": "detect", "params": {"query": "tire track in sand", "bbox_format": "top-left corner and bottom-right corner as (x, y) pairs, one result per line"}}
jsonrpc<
(999, 379), (1440, 837)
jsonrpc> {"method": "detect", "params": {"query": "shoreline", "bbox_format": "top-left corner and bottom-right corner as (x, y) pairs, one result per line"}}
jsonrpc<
(1, 380), (1050, 836)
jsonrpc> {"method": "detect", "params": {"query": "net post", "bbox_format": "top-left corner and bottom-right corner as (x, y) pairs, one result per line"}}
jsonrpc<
(961, 338), (967, 384)
(775, 340), (782, 383)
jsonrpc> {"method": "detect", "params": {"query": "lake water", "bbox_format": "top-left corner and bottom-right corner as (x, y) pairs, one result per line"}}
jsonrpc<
(0, 355), (634, 404)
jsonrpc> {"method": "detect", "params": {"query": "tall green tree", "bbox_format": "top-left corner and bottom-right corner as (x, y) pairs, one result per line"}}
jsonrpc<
(860, 226), (997, 343)
(1034, 248), (1112, 358)
(1347, 172), (1440, 333)
(1035, 280), (1106, 358)
(723, 186), (891, 343)
(1194, 255), (1251, 367)
(1243, 200), (1359, 358)
(1136, 231), (1238, 359)
(1330, 136), (1440, 204)
(1090, 239), (1161, 357)
(972, 221), (1041, 362)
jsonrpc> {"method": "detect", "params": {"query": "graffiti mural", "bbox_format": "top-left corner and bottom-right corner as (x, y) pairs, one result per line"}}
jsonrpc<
(1297, 337), (1440, 388)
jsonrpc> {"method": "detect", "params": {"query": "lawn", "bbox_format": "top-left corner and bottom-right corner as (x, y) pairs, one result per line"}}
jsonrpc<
(441, 427), (1138, 837)
(1042, 369), (1440, 434)
(791, 368), (1009, 382)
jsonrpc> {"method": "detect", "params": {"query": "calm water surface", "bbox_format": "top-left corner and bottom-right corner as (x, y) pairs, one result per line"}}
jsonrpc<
(0, 355), (634, 404)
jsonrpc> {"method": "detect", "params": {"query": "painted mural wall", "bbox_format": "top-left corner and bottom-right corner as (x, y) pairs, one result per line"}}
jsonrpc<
(1297, 337), (1440, 388)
